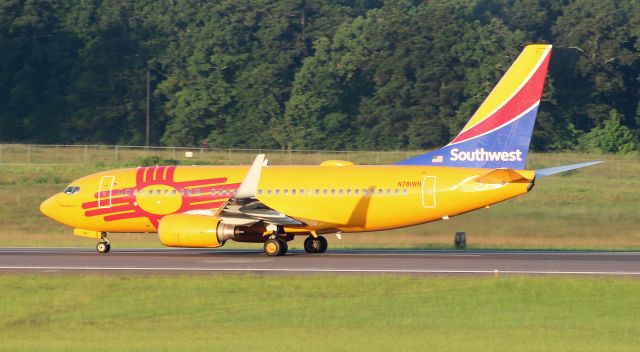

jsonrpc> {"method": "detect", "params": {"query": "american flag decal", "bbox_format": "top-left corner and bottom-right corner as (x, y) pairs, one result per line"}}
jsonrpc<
(431, 155), (443, 163)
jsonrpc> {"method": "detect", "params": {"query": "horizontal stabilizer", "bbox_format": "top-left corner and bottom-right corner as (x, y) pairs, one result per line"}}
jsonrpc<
(535, 161), (602, 177)
(474, 168), (531, 184)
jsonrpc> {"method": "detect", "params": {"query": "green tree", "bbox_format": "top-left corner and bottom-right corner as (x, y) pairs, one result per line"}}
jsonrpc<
(0, 0), (76, 142)
(286, 0), (525, 150)
(577, 110), (638, 154)
(552, 0), (640, 132)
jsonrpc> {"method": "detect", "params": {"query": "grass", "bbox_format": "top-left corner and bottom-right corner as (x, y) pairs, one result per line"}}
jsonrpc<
(0, 274), (639, 351)
(0, 151), (639, 250)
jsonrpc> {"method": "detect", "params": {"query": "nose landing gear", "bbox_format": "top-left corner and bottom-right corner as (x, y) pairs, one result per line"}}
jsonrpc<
(96, 232), (111, 253)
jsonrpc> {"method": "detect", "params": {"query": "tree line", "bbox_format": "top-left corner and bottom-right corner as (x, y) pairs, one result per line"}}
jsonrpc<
(1, 0), (639, 153)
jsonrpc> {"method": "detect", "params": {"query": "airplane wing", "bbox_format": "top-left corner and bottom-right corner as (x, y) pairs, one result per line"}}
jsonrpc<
(214, 154), (304, 226)
(535, 161), (602, 177)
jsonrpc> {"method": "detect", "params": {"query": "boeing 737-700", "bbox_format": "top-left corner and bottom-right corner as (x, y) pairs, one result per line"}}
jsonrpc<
(40, 44), (600, 256)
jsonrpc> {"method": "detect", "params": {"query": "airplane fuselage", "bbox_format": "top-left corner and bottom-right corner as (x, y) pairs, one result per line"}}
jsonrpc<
(41, 164), (534, 235)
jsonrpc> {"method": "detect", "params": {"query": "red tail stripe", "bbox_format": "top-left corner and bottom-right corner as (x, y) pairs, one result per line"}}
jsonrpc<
(450, 53), (550, 145)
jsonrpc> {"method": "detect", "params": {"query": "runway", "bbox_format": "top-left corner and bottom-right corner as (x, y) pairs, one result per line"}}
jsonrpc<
(1, 247), (640, 276)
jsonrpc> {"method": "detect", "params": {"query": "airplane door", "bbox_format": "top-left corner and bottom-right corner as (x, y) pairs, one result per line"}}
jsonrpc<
(421, 176), (436, 208)
(98, 176), (115, 208)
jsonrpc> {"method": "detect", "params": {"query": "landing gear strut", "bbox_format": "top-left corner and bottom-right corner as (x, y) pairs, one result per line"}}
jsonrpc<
(264, 237), (288, 256)
(96, 232), (111, 254)
(304, 235), (328, 254)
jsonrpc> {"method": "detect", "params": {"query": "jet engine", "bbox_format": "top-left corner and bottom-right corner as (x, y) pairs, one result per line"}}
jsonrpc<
(158, 214), (239, 248)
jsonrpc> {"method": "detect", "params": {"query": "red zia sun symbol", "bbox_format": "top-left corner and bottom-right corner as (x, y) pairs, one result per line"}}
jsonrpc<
(81, 166), (240, 229)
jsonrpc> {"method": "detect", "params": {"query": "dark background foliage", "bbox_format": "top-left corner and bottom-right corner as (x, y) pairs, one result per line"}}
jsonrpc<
(1, 0), (638, 152)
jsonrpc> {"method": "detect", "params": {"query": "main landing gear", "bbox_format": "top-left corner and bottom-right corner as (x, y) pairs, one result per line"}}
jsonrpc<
(264, 237), (288, 256)
(96, 232), (111, 254)
(304, 235), (328, 254)
(263, 235), (329, 256)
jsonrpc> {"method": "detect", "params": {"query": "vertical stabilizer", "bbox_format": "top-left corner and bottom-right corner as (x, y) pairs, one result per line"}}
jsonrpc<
(396, 44), (552, 169)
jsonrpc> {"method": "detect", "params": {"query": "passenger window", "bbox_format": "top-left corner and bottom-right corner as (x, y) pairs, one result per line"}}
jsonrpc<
(133, 189), (138, 196)
(275, 189), (280, 195)
(187, 189), (193, 196)
(195, 189), (201, 196)
(291, 189), (296, 195)
(126, 189), (131, 196)
(140, 190), (146, 196)
(323, 189), (327, 195)
(354, 189), (359, 195)
(267, 189), (272, 195)
(346, 189), (351, 195)
(284, 189), (288, 195)
(258, 189), (263, 195)
(338, 189), (343, 195)
(386, 189), (391, 195)
(394, 189), (399, 195)
(331, 189), (335, 195)
(402, 189), (408, 195)
(378, 189), (383, 195)
(180, 190), (185, 196)
(172, 189), (177, 196)
(315, 189), (320, 195)
(362, 189), (368, 196)
(165, 190), (169, 196)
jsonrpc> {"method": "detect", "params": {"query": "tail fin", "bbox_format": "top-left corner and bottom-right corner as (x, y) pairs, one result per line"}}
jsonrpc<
(396, 44), (552, 169)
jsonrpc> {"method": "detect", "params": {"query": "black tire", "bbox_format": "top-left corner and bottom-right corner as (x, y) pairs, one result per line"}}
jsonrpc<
(303, 236), (316, 253)
(304, 236), (328, 254)
(264, 238), (287, 256)
(317, 236), (328, 253)
(96, 242), (110, 254)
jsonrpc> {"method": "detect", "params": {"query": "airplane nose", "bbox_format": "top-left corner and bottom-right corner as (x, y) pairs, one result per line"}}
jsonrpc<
(40, 195), (59, 220)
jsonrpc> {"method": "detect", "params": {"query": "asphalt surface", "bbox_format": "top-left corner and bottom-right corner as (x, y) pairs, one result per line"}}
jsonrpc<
(1, 247), (640, 276)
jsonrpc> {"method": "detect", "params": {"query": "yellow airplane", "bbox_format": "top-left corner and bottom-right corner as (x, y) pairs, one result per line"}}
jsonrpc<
(40, 44), (599, 256)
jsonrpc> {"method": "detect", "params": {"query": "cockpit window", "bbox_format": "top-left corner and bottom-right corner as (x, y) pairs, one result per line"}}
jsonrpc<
(64, 186), (80, 195)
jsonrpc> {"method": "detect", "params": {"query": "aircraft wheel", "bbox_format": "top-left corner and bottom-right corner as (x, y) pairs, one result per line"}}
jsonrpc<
(317, 236), (328, 253)
(264, 238), (287, 256)
(304, 235), (328, 254)
(96, 242), (111, 254)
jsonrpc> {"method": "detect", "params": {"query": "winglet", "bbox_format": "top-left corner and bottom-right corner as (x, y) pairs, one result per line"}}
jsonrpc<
(535, 161), (602, 177)
(235, 154), (266, 198)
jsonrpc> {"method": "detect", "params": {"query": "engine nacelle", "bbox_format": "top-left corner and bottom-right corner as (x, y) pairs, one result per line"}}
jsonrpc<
(158, 214), (238, 248)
